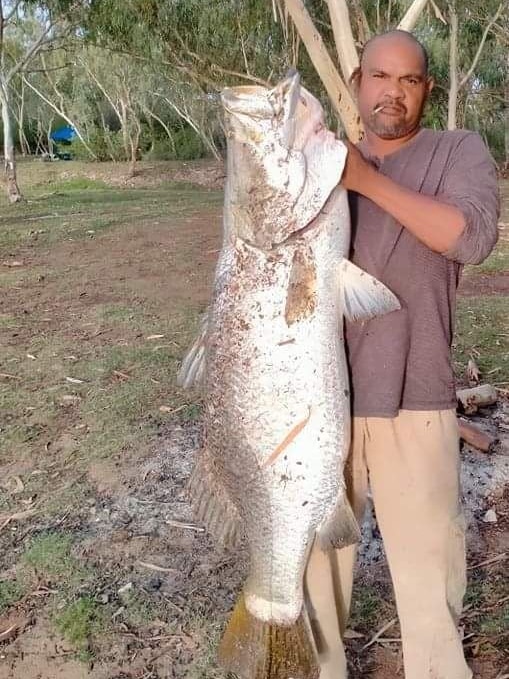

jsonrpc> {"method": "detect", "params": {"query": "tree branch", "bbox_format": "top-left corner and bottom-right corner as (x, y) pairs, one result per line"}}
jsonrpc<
(284, 0), (363, 141)
(22, 75), (97, 159)
(6, 22), (55, 82)
(325, 0), (359, 81)
(5, 0), (23, 25)
(459, 2), (504, 88)
(397, 0), (429, 31)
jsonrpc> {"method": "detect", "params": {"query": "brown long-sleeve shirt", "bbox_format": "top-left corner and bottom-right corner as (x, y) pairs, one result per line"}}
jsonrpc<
(345, 128), (500, 418)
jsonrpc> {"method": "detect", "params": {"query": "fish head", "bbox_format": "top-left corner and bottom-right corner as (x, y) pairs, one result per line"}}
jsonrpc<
(222, 72), (347, 249)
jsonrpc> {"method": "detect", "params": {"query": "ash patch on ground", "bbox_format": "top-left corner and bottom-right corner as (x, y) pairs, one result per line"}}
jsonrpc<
(84, 421), (246, 622)
(358, 401), (509, 566)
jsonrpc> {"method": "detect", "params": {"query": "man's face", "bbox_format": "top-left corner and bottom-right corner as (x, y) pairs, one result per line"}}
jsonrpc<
(356, 36), (433, 140)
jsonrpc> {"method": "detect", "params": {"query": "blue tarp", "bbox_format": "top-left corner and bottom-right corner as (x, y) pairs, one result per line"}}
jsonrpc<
(50, 125), (77, 142)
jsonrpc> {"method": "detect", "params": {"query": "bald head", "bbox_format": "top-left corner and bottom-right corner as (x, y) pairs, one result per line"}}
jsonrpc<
(361, 30), (429, 75)
(351, 30), (433, 142)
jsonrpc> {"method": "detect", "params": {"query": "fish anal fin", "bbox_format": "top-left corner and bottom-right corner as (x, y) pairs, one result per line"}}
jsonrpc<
(176, 312), (208, 389)
(188, 448), (243, 549)
(341, 259), (400, 322)
(218, 592), (319, 679)
(317, 493), (361, 550)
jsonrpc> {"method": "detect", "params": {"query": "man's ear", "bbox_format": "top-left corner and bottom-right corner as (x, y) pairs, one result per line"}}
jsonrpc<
(349, 66), (362, 96)
(425, 76), (434, 95)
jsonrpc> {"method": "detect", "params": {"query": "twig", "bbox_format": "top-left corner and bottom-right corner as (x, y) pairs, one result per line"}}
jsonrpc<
(361, 617), (397, 650)
(0, 372), (20, 380)
(165, 519), (205, 533)
(468, 553), (507, 570)
(136, 561), (178, 574)
(0, 507), (38, 532)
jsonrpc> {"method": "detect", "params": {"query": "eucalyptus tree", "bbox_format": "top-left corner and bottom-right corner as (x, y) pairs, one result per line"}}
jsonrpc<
(0, 0), (89, 202)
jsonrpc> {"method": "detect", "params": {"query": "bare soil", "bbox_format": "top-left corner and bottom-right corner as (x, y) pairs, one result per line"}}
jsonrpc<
(0, 166), (508, 679)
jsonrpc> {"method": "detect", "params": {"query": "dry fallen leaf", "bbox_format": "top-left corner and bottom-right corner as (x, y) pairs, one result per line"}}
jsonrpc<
(0, 614), (31, 642)
(343, 628), (364, 640)
(1, 260), (24, 268)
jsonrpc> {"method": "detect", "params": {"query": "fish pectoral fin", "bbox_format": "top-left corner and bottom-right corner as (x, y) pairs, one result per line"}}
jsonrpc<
(188, 448), (243, 548)
(176, 310), (209, 389)
(340, 259), (400, 322)
(317, 493), (361, 550)
(218, 592), (319, 679)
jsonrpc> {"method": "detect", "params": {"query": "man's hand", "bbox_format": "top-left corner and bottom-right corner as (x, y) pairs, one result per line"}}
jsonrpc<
(341, 140), (466, 255)
(341, 140), (377, 193)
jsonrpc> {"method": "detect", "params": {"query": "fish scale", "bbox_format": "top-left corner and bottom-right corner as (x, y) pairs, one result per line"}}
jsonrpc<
(178, 71), (400, 679)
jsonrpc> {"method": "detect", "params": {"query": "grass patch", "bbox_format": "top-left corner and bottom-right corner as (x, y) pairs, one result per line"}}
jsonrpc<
(479, 602), (509, 635)
(185, 616), (228, 679)
(349, 585), (387, 630)
(465, 234), (509, 275)
(0, 181), (221, 249)
(0, 580), (24, 613)
(49, 178), (109, 192)
(454, 296), (509, 384)
(22, 533), (88, 587)
(54, 596), (103, 656)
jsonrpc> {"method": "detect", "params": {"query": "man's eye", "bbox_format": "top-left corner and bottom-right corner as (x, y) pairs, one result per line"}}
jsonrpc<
(372, 73), (384, 79)
(406, 78), (418, 85)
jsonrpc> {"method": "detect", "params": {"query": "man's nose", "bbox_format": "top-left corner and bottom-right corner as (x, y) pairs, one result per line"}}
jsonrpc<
(385, 78), (405, 99)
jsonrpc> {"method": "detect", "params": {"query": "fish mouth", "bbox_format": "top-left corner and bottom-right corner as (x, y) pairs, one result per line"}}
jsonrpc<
(222, 71), (301, 125)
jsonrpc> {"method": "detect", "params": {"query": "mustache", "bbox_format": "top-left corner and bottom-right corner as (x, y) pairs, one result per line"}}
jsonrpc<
(373, 101), (407, 114)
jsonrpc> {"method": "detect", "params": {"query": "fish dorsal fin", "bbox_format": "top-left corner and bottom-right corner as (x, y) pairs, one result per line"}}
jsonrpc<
(340, 259), (400, 322)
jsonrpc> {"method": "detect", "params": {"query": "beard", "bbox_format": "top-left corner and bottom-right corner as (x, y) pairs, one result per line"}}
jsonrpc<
(365, 101), (424, 140)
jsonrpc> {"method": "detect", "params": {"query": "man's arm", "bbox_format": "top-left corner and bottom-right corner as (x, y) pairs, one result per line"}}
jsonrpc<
(342, 134), (499, 264)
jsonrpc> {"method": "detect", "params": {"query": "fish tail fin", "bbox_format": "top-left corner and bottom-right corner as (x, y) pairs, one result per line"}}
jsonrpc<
(317, 491), (361, 550)
(188, 449), (242, 548)
(176, 311), (208, 388)
(218, 592), (319, 679)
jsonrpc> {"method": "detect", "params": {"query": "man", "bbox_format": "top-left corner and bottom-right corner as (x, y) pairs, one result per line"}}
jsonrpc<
(305, 30), (499, 679)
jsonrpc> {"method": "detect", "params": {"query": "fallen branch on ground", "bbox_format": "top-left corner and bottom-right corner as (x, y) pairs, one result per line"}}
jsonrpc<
(458, 419), (499, 453)
(457, 384), (498, 414)
(361, 617), (397, 650)
(468, 553), (507, 570)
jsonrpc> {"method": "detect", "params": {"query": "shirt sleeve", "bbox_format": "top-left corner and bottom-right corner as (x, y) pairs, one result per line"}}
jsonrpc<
(438, 132), (500, 265)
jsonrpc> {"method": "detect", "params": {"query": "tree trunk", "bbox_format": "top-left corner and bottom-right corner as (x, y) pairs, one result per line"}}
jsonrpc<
(127, 118), (141, 178)
(326, 0), (359, 82)
(284, 0), (363, 141)
(18, 78), (30, 156)
(447, 4), (458, 131)
(0, 84), (22, 203)
(505, 51), (509, 171)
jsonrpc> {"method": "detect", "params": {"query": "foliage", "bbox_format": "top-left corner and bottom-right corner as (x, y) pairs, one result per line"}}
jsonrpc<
(0, 0), (506, 166)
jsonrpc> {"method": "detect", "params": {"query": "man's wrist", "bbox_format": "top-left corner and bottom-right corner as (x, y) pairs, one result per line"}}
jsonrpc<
(355, 163), (380, 198)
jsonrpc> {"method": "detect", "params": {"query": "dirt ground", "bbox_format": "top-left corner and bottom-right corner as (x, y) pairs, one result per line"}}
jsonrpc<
(0, 162), (508, 679)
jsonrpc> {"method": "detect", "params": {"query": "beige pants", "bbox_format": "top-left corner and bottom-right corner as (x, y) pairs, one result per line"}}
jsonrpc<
(305, 410), (472, 679)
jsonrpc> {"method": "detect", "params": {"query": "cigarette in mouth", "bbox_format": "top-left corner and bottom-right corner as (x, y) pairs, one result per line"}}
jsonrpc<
(373, 105), (384, 113)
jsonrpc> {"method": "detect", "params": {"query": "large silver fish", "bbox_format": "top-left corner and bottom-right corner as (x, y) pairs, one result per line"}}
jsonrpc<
(178, 72), (399, 679)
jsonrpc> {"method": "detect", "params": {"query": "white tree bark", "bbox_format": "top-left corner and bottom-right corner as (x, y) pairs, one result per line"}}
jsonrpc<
(0, 81), (21, 202)
(447, 3), (459, 130)
(325, 0), (359, 82)
(505, 50), (509, 171)
(284, 0), (363, 141)
(397, 0), (430, 31)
